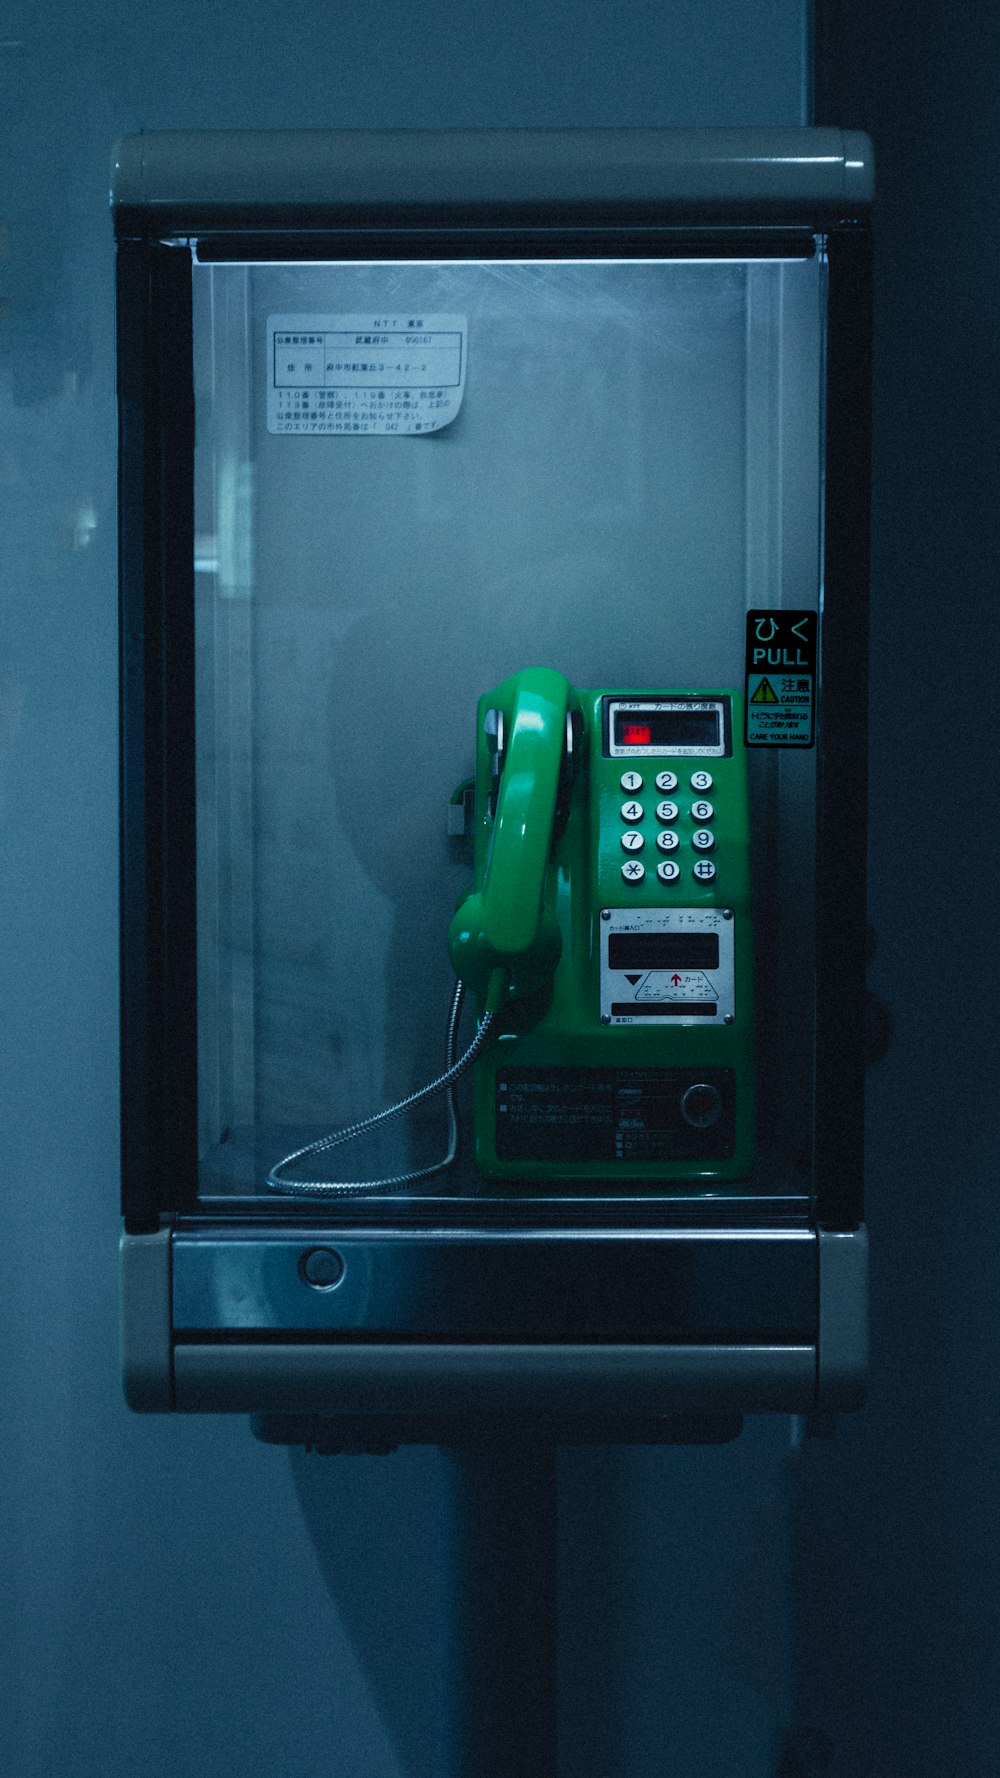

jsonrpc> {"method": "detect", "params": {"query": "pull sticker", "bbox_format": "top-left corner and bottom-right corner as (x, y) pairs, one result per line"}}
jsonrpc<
(267, 313), (466, 435)
(744, 609), (816, 746)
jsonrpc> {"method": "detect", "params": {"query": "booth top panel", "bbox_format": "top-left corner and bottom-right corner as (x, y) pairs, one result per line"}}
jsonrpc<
(110, 127), (873, 235)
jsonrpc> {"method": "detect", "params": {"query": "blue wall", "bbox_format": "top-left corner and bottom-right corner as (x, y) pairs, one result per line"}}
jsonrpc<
(11, 5), (976, 1777)
(792, 9), (1000, 1774)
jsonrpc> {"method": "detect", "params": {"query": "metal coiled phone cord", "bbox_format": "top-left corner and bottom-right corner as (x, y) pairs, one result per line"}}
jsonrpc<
(265, 981), (494, 1196)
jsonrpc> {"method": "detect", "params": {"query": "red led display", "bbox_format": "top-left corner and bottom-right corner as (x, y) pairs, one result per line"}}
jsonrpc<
(622, 723), (652, 746)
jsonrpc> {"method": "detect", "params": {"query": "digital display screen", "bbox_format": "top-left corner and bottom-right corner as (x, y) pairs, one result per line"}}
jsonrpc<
(613, 708), (721, 750)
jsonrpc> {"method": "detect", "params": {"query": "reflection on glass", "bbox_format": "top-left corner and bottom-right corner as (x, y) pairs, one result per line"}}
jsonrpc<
(193, 254), (825, 1201)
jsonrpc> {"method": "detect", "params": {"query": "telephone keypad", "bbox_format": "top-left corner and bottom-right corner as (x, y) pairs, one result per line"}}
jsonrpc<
(605, 752), (731, 898)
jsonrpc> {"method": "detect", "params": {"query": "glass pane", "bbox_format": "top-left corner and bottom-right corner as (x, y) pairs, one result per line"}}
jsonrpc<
(192, 250), (825, 1204)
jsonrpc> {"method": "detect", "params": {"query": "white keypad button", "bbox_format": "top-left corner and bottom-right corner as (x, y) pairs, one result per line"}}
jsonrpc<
(692, 858), (717, 883)
(620, 800), (644, 823)
(620, 830), (644, 853)
(621, 859), (646, 884)
(656, 829), (679, 853)
(690, 770), (713, 792)
(620, 770), (643, 793)
(655, 800), (679, 823)
(655, 770), (678, 792)
(656, 859), (681, 883)
(691, 799), (714, 822)
(691, 828), (715, 852)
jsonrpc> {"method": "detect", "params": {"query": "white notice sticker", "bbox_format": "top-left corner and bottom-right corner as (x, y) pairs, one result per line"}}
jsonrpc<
(267, 314), (466, 435)
(637, 970), (720, 1002)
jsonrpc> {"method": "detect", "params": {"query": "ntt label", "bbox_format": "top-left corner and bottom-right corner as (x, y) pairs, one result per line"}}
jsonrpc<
(744, 609), (816, 747)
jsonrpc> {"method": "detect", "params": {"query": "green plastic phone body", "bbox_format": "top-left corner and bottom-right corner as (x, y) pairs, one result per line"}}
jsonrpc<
(448, 667), (755, 1188)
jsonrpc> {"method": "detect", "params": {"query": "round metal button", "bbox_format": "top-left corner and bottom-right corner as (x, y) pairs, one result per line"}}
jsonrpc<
(692, 858), (717, 883)
(620, 770), (643, 792)
(690, 770), (713, 792)
(655, 770), (678, 792)
(621, 859), (646, 884)
(620, 800), (644, 823)
(691, 828), (715, 852)
(620, 830), (644, 853)
(680, 1082), (723, 1129)
(300, 1247), (345, 1289)
(656, 859), (681, 883)
(691, 799), (714, 822)
(656, 829), (679, 852)
(655, 800), (679, 823)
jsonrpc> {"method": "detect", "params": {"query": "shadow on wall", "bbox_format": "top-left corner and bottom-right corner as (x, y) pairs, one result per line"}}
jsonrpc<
(290, 1443), (458, 1778)
(289, 1437), (631, 1778)
(288, 1425), (802, 1778)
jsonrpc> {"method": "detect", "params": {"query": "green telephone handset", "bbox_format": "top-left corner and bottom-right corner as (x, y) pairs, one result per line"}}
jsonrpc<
(447, 667), (578, 1007)
(449, 667), (755, 1187)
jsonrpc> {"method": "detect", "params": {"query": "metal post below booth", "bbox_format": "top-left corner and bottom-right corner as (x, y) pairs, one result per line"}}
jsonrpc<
(254, 1413), (743, 1777)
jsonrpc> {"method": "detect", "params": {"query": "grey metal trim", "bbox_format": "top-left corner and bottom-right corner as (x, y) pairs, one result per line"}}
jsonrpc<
(173, 1342), (817, 1415)
(120, 1229), (173, 1411)
(110, 128), (873, 227)
(123, 1224), (865, 1416)
(171, 1225), (816, 1342)
(816, 1225), (868, 1408)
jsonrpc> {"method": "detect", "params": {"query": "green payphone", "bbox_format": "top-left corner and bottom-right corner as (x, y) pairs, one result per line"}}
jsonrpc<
(449, 668), (754, 1186)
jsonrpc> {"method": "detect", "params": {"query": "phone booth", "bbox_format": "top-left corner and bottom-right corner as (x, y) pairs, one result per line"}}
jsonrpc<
(115, 128), (872, 1432)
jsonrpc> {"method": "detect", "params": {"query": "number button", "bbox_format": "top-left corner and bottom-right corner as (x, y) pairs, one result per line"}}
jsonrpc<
(690, 770), (713, 792)
(691, 829), (715, 852)
(655, 800), (679, 823)
(691, 799), (714, 822)
(621, 859), (646, 883)
(656, 859), (681, 884)
(620, 800), (644, 823)
(655, 770), (678, 792)
(656, 829), (679, 853)
(693, 858), (717, 883)
(620, 830), (644, 853)
(620, 770), (643, 793)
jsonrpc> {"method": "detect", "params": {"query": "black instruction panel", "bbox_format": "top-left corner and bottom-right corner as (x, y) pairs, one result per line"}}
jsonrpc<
(495, 1068), (736, 1164)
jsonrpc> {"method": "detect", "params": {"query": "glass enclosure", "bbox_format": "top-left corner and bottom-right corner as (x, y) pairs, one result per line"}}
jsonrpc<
(191, 247), (826, 1206)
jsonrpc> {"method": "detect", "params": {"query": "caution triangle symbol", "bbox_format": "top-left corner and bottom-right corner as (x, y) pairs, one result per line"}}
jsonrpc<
(625, 973), (642, 985)
(751, 677), (779, 704)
